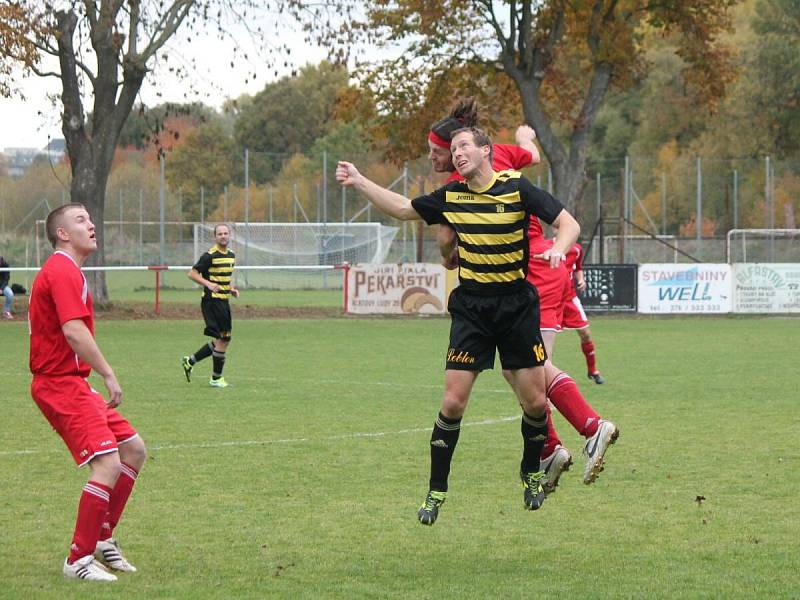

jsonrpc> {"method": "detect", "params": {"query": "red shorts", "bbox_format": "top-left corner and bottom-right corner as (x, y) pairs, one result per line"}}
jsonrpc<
(31, 375), (138, 467)
(561, 295), (589, 329)
(528, 261), (569, 331)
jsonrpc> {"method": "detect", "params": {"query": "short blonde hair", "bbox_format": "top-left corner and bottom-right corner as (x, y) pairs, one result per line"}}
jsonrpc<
(45, 203), (85, 248)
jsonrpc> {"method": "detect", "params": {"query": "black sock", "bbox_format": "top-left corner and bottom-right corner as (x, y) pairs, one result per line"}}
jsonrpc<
(520, 411), (548, 473)
(212, 349), (226, 379)
(191, 341), (214, 365)
(429, 412), (462, 492)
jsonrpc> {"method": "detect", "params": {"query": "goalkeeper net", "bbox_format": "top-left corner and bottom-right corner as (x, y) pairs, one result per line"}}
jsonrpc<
(193, 222), (399, 267)
(726, 229), (800, 263)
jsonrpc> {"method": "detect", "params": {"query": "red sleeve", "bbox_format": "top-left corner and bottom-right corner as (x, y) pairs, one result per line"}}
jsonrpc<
(492, 144), (533, 171)
(50, 267), (91, 326)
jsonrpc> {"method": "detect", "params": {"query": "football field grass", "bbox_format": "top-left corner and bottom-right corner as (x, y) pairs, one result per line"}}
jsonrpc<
(1, 315), (798, 598)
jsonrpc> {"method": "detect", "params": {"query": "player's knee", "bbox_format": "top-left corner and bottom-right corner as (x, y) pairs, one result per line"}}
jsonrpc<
(121, 437), (147, 470)
(90, 452), (123, 486)
(441, 392), (468, 418)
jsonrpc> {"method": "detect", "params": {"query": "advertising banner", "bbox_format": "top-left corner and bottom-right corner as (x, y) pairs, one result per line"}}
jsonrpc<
(733, 264), (800, 313)
(347, 263), (448, 315)
(581, 265), (638, 312)
(638, 264), (732, 314)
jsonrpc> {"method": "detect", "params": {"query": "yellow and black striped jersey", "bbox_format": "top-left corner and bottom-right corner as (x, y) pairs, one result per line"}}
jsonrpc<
(193, 244), (236, 300)
(411, 170), (564, 294)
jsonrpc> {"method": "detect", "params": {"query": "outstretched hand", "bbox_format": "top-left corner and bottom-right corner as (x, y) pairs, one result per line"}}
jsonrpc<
(336, 161), (362, 187)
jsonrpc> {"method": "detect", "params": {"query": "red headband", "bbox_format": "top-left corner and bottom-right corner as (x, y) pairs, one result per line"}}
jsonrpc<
(428, 130), (450, 149)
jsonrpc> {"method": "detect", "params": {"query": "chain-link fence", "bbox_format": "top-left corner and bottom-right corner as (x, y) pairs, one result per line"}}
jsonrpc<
(1, 149), (798, 267)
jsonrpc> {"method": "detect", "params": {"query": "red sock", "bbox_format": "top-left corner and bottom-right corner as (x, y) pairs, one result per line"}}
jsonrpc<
(540, 401), (562, 459)
(581, 340), (598, 374)
(69, 481), (112, 563)
(548, 372), (601, 438)
(100, 462), (139, 540)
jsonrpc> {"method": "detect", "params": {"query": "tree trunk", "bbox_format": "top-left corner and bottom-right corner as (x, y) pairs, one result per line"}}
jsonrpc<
(55, 8), (146, 305)
(512, 62), (613, 218)
(70, 142), (113, 304)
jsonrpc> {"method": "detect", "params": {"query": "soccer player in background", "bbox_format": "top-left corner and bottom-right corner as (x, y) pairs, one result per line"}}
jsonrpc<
(337, 127), (580, 525)
(29, 204), (146, 581)
(563, 242), (605, 384)
(429, 100), (618, 492)
(181, 223), (239, 388)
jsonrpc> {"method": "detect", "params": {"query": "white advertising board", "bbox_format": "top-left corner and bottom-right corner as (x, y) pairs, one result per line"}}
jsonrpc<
(346, 263), (448, 315)
(638, 264), (732, 314)
(733, 264), (800, 313)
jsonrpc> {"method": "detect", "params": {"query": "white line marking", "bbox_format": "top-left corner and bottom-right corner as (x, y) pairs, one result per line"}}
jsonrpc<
(1, 416), (519, 457)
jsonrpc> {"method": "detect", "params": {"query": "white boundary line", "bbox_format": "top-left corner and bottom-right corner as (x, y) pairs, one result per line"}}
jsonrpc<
(1, 415), (519, 457)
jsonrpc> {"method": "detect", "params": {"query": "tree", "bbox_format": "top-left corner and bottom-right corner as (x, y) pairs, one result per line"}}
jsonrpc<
(233, 61), (351, 182)
(335, 1), (737, 212)
(750, 0), (800, 157)
(166, 121), (237, 218)
(117, 101), (220, 149)
(1, 1), (340, 303)
(0, 3), (46, 97)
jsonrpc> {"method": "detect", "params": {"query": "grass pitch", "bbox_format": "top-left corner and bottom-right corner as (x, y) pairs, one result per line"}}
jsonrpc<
(1, 315), (798, 598)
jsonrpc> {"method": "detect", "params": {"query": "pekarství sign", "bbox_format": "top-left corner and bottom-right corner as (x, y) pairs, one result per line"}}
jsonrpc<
(346, 263), (448, 315)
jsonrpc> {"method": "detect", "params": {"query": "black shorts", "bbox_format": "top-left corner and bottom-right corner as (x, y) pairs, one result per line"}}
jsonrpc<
(445, 283), (547, 371)
(201, 298), (232, 341)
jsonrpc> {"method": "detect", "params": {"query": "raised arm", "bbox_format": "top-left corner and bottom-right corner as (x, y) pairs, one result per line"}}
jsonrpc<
(336, 161), (422, 221)
(515, 125), (541, 165)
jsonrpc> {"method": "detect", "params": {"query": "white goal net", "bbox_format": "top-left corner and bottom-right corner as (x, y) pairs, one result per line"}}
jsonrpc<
(193, 222), (399, 267)
(727, 229), (800, 263)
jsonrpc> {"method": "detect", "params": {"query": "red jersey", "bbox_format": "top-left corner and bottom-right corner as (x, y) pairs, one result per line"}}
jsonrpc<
(29, 251), (94, 377)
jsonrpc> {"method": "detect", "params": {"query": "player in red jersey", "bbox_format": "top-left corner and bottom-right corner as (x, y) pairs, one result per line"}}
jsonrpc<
(430, 100), (618, 493)
(529, 238), (618, 489)
(29, 204), (146, 582)
(563, 242), (605, 384)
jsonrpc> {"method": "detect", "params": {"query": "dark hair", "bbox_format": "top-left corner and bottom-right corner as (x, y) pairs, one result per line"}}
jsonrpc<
(213, 223), (230, 235)
(429, 97), (481, 142)
(45, 203), (86, 248)
(450, 127), (494, 164)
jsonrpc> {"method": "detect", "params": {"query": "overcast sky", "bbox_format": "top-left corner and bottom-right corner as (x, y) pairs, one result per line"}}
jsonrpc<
(0, 19), (330, 151)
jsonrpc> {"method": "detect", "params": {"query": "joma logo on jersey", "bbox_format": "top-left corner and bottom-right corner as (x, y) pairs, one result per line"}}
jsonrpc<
(447, 348), (476, 364)
(454, 194), (473, 201)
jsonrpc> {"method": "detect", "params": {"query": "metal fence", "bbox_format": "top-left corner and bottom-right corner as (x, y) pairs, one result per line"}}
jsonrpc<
(1, 148), (798, 266)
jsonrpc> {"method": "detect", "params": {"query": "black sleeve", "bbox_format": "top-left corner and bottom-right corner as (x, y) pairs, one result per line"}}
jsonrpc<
(410, 185), (448, 225)
(518, 176), (565, 225)
(193, 252), (212, 273)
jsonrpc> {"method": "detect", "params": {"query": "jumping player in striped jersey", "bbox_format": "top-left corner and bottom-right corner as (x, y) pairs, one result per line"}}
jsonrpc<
(337, 127), (580, 525)
(181, 223), (240, 388)
(29, 204), (147, 581)
(429, 100), (618, 493)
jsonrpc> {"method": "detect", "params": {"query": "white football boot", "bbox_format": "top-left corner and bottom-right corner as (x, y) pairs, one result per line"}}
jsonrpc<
(63, 554), (117, 581)
(582, 420), (619, 484)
